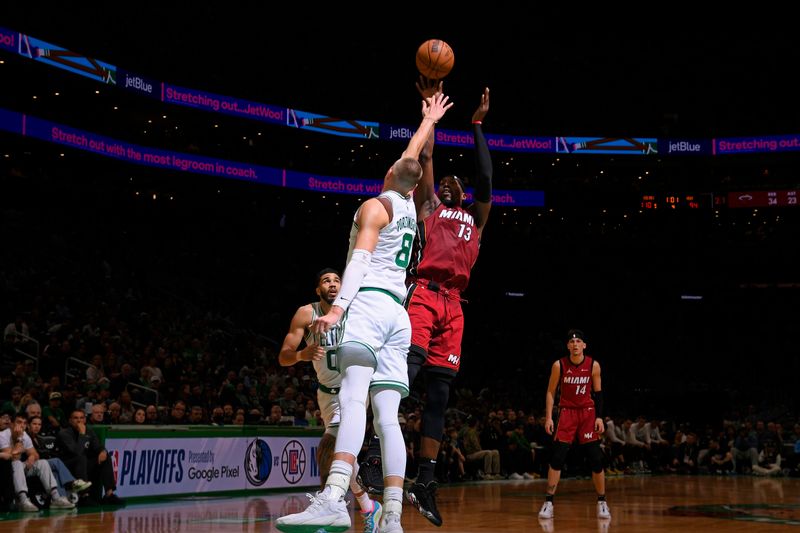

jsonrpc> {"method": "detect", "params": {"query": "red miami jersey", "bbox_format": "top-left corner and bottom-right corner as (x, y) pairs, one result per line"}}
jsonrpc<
(409, 203), (480, 291)
(557, 356), (595, 409)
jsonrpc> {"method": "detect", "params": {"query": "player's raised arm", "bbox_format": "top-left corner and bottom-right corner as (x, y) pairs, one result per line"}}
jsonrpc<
(471, 87), (492, 235)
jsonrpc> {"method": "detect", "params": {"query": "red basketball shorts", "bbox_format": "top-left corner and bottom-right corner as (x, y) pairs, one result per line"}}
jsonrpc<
(406, 284), (464, 373)
(555, 406), (599, 444)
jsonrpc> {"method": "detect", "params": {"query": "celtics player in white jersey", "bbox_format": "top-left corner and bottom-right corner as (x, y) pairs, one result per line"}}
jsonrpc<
(277, 92), (453, 533)
(278, 268), (381, 532)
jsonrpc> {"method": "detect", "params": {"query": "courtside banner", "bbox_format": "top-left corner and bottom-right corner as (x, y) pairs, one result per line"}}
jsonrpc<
(106, 435), (321, 497)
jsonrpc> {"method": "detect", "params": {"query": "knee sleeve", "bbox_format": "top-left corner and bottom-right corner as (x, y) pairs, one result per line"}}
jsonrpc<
(371, 389), (406, 479)
(585, 441), (604, 473)
(407, 344), (427, 385)
(549, 441), (571, 471)
(334, 365), (373, 458)
(420, 372), (453, 440)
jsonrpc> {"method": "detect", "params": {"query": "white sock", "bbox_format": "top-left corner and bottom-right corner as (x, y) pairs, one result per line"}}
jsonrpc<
(383, 486), (403, 512)
(356, 491), (372, 512)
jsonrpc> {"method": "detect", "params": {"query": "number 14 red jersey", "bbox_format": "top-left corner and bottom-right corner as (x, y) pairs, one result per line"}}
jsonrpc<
(558, 356), (594, 409)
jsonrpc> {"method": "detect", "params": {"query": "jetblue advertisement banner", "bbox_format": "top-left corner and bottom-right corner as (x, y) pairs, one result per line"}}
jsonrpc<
(658, 138), (712, 156)
(714, 134), (800, 154)
(117, 68), (159, 99)
(162, 83), (286, 125)
(106, 435), (321, 497)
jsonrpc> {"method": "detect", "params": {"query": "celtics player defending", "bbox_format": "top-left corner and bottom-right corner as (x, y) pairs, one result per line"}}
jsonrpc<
(276, 92), (453, 533)
(277, 268), (381, 532)
(538, 329), (611, 521)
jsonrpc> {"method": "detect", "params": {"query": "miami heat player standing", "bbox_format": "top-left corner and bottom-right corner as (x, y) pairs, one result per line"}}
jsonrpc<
(538, 329), (611, 521)
(403, 82), (492, 527)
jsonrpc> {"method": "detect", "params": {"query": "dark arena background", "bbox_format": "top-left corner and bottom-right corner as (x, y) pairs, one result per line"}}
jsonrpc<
(1, 6), (800, 532)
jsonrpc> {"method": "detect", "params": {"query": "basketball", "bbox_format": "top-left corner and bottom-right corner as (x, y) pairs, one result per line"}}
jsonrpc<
(416, 39), (454, 79)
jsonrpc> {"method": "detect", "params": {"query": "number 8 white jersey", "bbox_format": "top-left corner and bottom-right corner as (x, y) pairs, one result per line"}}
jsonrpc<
(346, 190), (417, 303)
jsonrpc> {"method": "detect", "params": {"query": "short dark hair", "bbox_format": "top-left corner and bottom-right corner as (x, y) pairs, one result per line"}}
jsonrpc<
(315, 268), (340, 285)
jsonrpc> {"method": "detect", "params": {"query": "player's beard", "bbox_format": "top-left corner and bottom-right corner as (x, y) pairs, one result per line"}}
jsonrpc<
(323, 292), (336, 304)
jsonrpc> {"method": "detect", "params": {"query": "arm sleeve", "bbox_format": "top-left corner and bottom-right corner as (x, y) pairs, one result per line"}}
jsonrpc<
(472, 123), (493, 202)
(592, 390), (603, 417)
(332, 249), (372, 310)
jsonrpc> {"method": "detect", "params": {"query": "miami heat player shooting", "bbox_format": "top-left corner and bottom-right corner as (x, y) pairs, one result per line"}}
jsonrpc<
(403, 81), (492, 527)
(538, 329), (611, 521)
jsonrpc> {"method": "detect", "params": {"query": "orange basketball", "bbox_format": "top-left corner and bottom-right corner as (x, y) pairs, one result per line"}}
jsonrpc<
(416, 39), (454, 79)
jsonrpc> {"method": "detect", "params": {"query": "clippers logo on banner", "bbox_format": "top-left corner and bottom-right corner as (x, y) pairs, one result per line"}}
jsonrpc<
(281, 440), (306, 484)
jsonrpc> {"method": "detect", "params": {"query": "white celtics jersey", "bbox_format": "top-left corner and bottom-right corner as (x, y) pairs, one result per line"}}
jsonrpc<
(305, 302), (343, 388)
(347, 190), (416, 302)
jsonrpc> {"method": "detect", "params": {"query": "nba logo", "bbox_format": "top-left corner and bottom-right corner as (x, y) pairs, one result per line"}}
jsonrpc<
(111, 450), (120, 485)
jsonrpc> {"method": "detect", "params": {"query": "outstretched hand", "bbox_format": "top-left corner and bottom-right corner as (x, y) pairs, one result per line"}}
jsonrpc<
(422, 92), (454, 124)
(416, 75), (443, 100)
(472, 87), (490, 123)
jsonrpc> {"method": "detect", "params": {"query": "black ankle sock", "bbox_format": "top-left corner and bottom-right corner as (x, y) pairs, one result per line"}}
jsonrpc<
(597, 495), (606, 501)
(417, 458), (437, 484)
(545, 494), (554, 502)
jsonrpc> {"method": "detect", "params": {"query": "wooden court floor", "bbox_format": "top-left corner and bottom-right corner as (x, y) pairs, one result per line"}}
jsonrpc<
(1, 475), (798, 532)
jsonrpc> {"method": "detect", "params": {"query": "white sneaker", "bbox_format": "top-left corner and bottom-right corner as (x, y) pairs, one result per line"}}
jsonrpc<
(379, 510), (403, 533)
(275, 491), (350, 530)
(509, 472), (524, 480)
(71, 479), (92, 493)
(18, 497), (39, 512)
(523, 472), (535, 480)
(538, 501), (554, 519)
(597, 500), (611, 519)
(51, 495), (76, 509)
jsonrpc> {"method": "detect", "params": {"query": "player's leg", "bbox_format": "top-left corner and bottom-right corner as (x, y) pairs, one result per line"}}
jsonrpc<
(538, 441), (569, 519)
(578, 417), (610, 519)
(369, 304), (412, 533)
(359, 288), (436, 494)
(405, 369), (452, 527)
(277, 296), (382, 531)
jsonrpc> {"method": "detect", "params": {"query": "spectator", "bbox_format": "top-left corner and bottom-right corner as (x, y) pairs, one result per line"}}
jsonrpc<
(0, 387), (24, 415)
(43, 392), (67, 432)
(57, 409), (124, 506)
(672, 432), (700, 474)
(752, 441), (782, 476)
(89, 403), (108, 425)
(462, 416), (501, 479)
(704, 438), (734, 474)
(4, 315), (30, 344)
(132, 408), (147, 425)
(1, 413), (74, 511)
(144, 405), (160, 425)
(27, 415), (92, 498)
